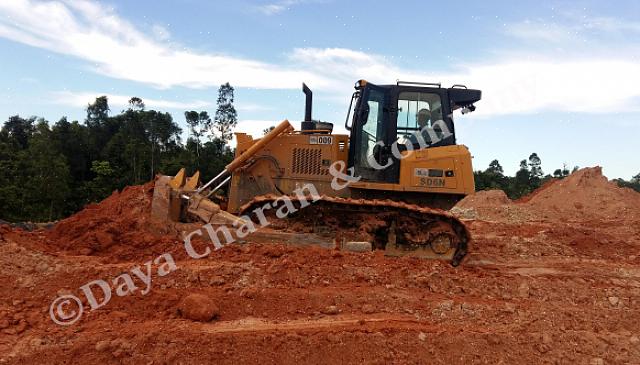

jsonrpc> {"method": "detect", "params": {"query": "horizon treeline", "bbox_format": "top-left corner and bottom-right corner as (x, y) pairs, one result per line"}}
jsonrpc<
(474, 154), (640, 199)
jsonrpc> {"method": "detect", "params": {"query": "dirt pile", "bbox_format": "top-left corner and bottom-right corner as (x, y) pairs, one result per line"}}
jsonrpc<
(452, 190), (529, 222)
(525, 166), (640, 221)
(44, 180), (181, 260)
(454, 167), (640, 222)
(515, 178), (558, 204)
(456, 189), (512, 209)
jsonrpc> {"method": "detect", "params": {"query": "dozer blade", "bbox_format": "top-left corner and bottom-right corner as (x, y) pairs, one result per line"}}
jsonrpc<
(152, 168), (193, 222)
(151, 172), (244, 226)
(185, 171), (200, 191)
(151, 175), (178, 221)
(169, 168), (187, 190)
(186, 193), (246, 225)
(152, 169), (201, 222)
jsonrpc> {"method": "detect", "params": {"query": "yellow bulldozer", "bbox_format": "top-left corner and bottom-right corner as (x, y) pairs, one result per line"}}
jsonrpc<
(152, 80), (481, 266)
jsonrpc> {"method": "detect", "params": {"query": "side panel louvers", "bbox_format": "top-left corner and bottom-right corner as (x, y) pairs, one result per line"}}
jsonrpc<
(292, 148), (328, 175)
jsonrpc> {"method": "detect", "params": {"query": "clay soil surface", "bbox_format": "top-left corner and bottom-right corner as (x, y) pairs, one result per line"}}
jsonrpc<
(1, 167), (639, 364)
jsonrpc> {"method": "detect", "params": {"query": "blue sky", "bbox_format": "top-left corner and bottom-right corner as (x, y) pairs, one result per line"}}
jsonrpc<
(0, 0), (639, 178)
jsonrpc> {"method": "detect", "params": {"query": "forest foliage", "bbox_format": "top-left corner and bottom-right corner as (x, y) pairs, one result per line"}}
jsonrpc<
(0, 84), (236, 222)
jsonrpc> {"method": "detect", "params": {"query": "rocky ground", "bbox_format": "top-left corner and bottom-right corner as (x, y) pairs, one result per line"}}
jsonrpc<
(1, 167), (639, 364)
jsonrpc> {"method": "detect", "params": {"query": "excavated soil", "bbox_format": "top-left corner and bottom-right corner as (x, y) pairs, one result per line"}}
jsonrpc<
(453, 167), (640, 223)
(1, 167), (640, 364)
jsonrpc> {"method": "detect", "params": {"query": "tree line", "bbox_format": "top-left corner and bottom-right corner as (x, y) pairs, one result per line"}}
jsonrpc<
(0, 83), (237, 222)
(474, 153), (640, 199)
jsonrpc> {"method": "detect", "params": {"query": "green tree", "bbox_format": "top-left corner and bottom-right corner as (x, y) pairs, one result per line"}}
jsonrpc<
(528, 153), (543, 190)
(185, 110), (202, 156)
(616, 172), (640, 193)
(553, 163), (570, 178)
(1, 115), (35, 149)
(263, 126), (275, 135)
(86, 96), (110, 125)
(144, 109), (181, 179)
(24, 120), (71, 221)
(184, 110), (211, 162)
(214, 82), (238, 141)
(509, 159), (532, 198)
(0, 138), (22, 221)
(487, 159), (504, 175)
(129, 96), (145, 111)
(198, 138), (233, 180)
(474, 159), (509, 192)
(85, 96), (113, 162)
(51, 117), (91, 214)
(185, 111), (200, 140)
(86, 160), (115, 201)
(198, 111), (212, 140)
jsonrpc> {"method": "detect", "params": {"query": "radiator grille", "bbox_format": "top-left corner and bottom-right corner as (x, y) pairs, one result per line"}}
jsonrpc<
(292, 148), (327, 175)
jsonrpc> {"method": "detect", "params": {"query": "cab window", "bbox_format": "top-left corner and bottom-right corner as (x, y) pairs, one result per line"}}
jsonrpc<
(356, 88), (386, 170)
(396, 91), (443, 143)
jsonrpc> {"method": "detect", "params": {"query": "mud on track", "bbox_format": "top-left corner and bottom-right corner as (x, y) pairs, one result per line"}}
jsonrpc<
(1, 167), (639, 364)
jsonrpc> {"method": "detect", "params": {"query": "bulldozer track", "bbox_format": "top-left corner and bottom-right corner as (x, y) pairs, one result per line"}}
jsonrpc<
(238, 194), (471, 266)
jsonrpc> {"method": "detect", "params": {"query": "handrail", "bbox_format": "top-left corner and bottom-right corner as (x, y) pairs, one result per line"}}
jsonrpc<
(396, 80), (441, 88)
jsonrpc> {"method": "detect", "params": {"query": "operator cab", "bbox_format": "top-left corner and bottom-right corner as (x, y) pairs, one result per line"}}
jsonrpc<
(345, 80), (481, 183)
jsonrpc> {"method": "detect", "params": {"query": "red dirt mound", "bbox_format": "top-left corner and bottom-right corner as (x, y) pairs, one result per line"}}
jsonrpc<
(44, 181), (181, 260)
(525, 167), (640, 221)
(453, 167), (640, 223)
(516, 178), (558, 204)
(451, 190), (528, 221)
(455, 190), (512, 209)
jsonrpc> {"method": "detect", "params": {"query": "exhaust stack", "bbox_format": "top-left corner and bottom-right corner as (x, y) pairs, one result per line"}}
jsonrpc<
(302, 83), (312, 121)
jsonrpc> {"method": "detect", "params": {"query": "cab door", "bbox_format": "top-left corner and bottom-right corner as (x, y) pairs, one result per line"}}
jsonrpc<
(349, 84), (396, 182)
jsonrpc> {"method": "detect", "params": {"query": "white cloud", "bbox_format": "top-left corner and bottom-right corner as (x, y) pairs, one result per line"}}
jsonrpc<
(289, 47), (640, 117)
(572, 15), (640, 34)
(485, 14), (640, 116)
(291, 48), (403, 82)
(229, 119), (282, 148)
(234, 102), (273, 112)
(0, 0), (325, 89)
(436, 59), (640, 117)
(287, 47), (434, 103)
(255, 0), (320, 15)
(235, 119), (281, 136)
(257, 3), (289, 15)
(2, 1), (640, 119)
(151, 24), (171, 41)
(508, 15), (640, 43)
(51, 91), (211, 110)
(509, 21), (575, 42)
